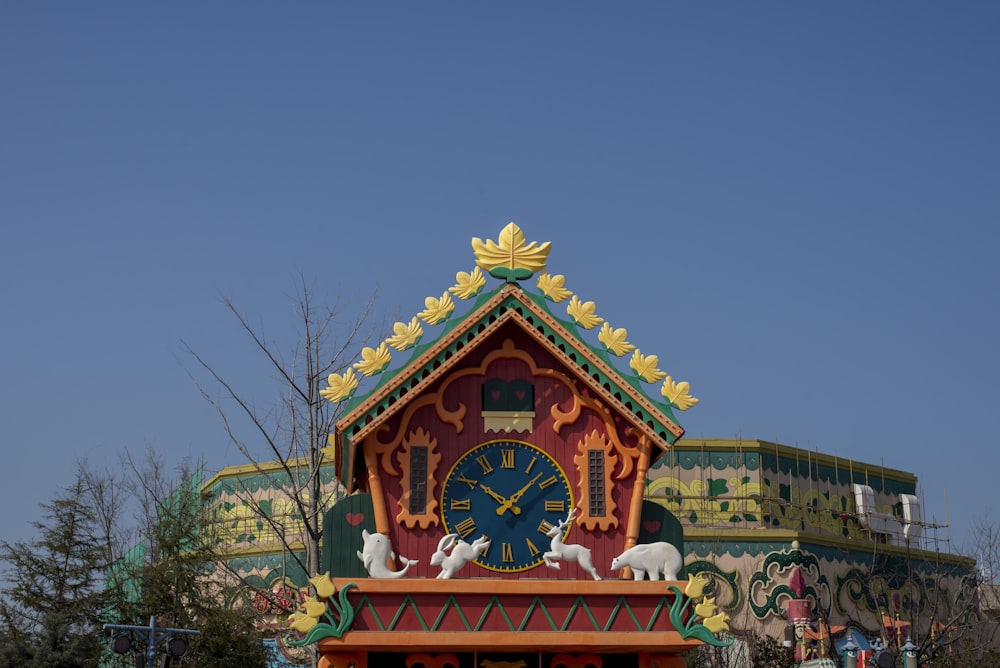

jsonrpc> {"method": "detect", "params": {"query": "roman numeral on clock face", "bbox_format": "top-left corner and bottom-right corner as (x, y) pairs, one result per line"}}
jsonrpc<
(476, 454), (494, 475)
(538, 475), (558, 490)
(450, 498), (471, 511)
(545, 500), (566, 513)
(525, 538), (541, 557)
(456, 473), (478, 489)
(500, 449), (515, 469)
(501, 542), (514, 563)
(454, 517), (477, 538)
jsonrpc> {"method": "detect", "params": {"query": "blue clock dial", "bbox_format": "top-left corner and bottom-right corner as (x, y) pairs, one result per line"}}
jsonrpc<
(440, 440), (574, 572)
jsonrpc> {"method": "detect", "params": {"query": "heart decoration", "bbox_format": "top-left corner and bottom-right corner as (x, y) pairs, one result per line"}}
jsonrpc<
(515, 391), (525, 400)
(643, 520), (661, 533)
(345, 512), (365, 527)
(491, 390), (501, 400)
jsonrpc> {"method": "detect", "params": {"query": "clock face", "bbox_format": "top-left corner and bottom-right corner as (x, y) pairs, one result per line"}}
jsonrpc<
(440, 440), (574, 572)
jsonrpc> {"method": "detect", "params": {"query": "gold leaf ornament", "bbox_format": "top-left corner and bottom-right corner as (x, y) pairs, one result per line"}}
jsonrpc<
(536, 272), (572, 303)
(472, 222), (552, 281)
(386, 317), (424, 351)
(353, 343), (392, 376)
(449, 267), (487, 300)
(417, 292), (455, 325)
(566, 296), (604, 330)
(661, 375), (700, 411)
(321, 369), (359, 403)
(597, 323), (636, 356)
(629, 350), (667, 383)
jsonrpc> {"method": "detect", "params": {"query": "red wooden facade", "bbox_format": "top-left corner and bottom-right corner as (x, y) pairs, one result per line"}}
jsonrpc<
(290, 225), (723, 668)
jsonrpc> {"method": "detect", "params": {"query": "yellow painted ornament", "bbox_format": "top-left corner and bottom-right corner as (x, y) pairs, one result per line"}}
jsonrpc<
(449, 267), (487, 300)
(353, 343), (392, 376)
(320, 369), (359, 403)
(566, 295), (603, 330)
(386, 317), (424, 351)
(597, 323), (635, 356)
(629, 350), (667, 383)
(536, 272), (572, 303)
(417, 292), (455, 325)
(472, 222), (551, 281)
(661, 375), (699, 411)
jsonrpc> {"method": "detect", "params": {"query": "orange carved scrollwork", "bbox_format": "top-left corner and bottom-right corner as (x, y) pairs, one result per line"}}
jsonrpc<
(395, 427), (442, 529)
(572, 430), (619, 531)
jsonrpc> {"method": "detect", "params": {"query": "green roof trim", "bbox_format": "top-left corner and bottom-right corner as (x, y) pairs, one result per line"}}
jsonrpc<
(336, 280), (685, 488)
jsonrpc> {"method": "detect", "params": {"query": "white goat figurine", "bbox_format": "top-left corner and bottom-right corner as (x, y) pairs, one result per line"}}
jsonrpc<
(542, 509), (601, 581)
(430, 533), (491, 579)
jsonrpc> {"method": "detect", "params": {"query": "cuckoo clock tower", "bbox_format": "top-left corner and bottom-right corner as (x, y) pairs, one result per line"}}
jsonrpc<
(285, 223), (730, 668)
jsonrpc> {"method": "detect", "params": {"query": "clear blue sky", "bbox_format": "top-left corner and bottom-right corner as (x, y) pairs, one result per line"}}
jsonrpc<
(2, 3), (997, 552)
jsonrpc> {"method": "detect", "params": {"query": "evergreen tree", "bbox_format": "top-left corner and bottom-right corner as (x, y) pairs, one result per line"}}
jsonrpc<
(0, 475), (105, 668)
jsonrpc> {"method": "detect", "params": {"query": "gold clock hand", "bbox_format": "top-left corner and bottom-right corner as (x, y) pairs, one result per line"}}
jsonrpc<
(496, 473), (542, 516)
(509, 473), (543, 504)
(478, 484), (509, 506)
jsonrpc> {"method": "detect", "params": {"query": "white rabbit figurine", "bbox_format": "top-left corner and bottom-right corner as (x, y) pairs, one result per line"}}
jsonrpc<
(430, 533), (491, 579)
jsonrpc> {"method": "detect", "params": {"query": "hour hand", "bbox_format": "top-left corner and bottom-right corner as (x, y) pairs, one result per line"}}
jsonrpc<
(478, 484), (509, 506)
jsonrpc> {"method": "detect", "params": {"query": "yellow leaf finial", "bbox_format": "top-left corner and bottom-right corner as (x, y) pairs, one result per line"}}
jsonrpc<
(417, 292), (455, 325)
(353, 343), (392, 376)
(536, 272), (572, 302)
(385, 317), (424, 351)
(449, 267), (487, 300)
(629, 350), (667, 383)
(661, 375), (699, 410)
(566, 295), (604, 330)
(321, 369), (359, 403)
(597, 322), (635, 356)
(472, 222), (551, 281)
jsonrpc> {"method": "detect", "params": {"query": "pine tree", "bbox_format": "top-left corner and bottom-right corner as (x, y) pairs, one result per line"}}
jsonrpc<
(0, 475), (106, 668)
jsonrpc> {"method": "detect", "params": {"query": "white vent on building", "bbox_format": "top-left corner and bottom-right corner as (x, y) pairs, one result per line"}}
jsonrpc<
(853, 484), (921, 547)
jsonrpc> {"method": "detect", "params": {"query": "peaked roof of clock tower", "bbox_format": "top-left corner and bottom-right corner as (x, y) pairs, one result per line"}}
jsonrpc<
(323, 222), (700, 489)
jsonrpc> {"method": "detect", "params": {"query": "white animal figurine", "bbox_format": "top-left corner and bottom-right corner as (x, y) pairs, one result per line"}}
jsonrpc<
(430, 533), (491, 579)
(356, 529), (418, 578)
(542, 509), (601, 581)
(609, 541), (683, 581)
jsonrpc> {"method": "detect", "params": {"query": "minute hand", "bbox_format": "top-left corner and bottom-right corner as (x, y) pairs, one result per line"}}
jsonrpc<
(496, 473), (543, 516)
